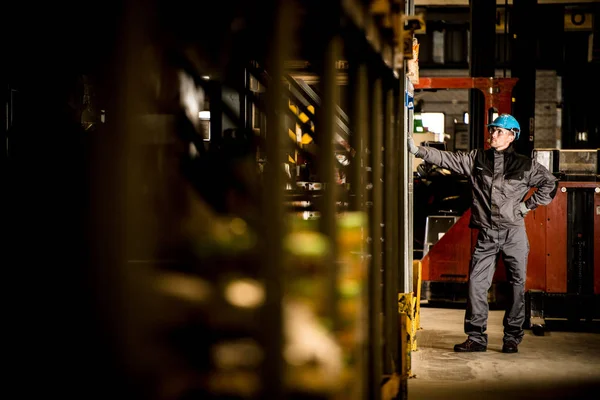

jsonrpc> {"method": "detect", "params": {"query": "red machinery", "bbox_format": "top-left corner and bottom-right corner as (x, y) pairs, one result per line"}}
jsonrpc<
(413, 78), (600, 334)
(421, 178), (600, 334)
(414, 76), (518, 297)
(414, 77), (518, 148)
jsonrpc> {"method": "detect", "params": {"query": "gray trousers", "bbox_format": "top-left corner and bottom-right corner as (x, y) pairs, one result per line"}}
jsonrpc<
(465, 226), (529, 346)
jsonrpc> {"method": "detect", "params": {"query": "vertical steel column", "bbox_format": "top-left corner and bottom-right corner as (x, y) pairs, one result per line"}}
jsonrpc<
(383, 84), (399, 375)
(401, 0), (413, 298)
(512, 0), (537, 155)
(97, 1), (152, 396)
(369, 77), (383, 400)
(392, 78), (403, 374)
(351, 65), (368, 213)
(262, 1), (291, 397)
(397, 5), (412, 391)
(349, 61), (369, 400)
(404, 100), (413, 294)
(209, 81), (223, 146)
(469, 0), (496, 150)
(318, 33), (341, 330)
(243, 68), (250, 130)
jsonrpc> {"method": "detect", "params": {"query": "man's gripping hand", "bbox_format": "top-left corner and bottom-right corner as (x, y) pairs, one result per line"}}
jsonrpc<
(408, 136), (419, 155)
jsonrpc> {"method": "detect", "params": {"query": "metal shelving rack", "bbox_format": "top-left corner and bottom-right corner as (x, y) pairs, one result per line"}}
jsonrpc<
(50, 0), (411, 399)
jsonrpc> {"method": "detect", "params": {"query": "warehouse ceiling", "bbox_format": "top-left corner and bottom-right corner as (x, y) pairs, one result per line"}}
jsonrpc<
(414, 0), (597, 5)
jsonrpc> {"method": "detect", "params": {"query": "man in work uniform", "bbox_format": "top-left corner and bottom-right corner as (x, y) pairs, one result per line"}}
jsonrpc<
(408, 114), (558, 353)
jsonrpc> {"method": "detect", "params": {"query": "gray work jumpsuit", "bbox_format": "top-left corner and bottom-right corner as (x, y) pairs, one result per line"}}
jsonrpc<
(414, 145), (558, 345)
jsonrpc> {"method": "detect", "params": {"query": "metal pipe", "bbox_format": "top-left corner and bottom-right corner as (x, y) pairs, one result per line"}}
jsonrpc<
(262, 1), (292, 397)
(351, 64), (368, 213)
(401, 0), (414, 296)
(318, 32), (341, 330)
(348, 60), (370, 400)
(392, 78), (402, 374)
(405, 105), (413, 294)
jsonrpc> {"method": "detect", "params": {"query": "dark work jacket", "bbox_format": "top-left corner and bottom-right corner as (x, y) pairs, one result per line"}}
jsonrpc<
(415, 145), (558, 229)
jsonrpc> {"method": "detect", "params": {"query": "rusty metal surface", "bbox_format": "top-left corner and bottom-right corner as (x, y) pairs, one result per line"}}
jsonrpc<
(420, 182), (596, 295)
(545, 181), (600, 294)
(524, 206), (548, 291)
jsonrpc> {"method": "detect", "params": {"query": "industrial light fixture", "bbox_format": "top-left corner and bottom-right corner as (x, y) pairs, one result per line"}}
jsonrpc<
(198, 111), (211, 141)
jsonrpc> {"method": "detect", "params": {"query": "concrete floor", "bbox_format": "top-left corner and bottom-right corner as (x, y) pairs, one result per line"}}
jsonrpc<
(408, 305), (600, 400)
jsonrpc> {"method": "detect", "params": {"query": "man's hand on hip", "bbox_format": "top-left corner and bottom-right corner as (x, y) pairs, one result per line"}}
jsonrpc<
(518, 202), (530, 217)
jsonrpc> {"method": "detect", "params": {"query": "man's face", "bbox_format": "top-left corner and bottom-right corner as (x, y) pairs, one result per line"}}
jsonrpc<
(488, 127), (515, 151)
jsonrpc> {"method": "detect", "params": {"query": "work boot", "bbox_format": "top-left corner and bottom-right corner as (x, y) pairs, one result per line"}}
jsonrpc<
(454, 339), (487, 352)
(502, 341), (518, 353)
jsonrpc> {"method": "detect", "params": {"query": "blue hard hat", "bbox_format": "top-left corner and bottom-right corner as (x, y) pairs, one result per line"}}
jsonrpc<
(487, 114), (521, 140)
